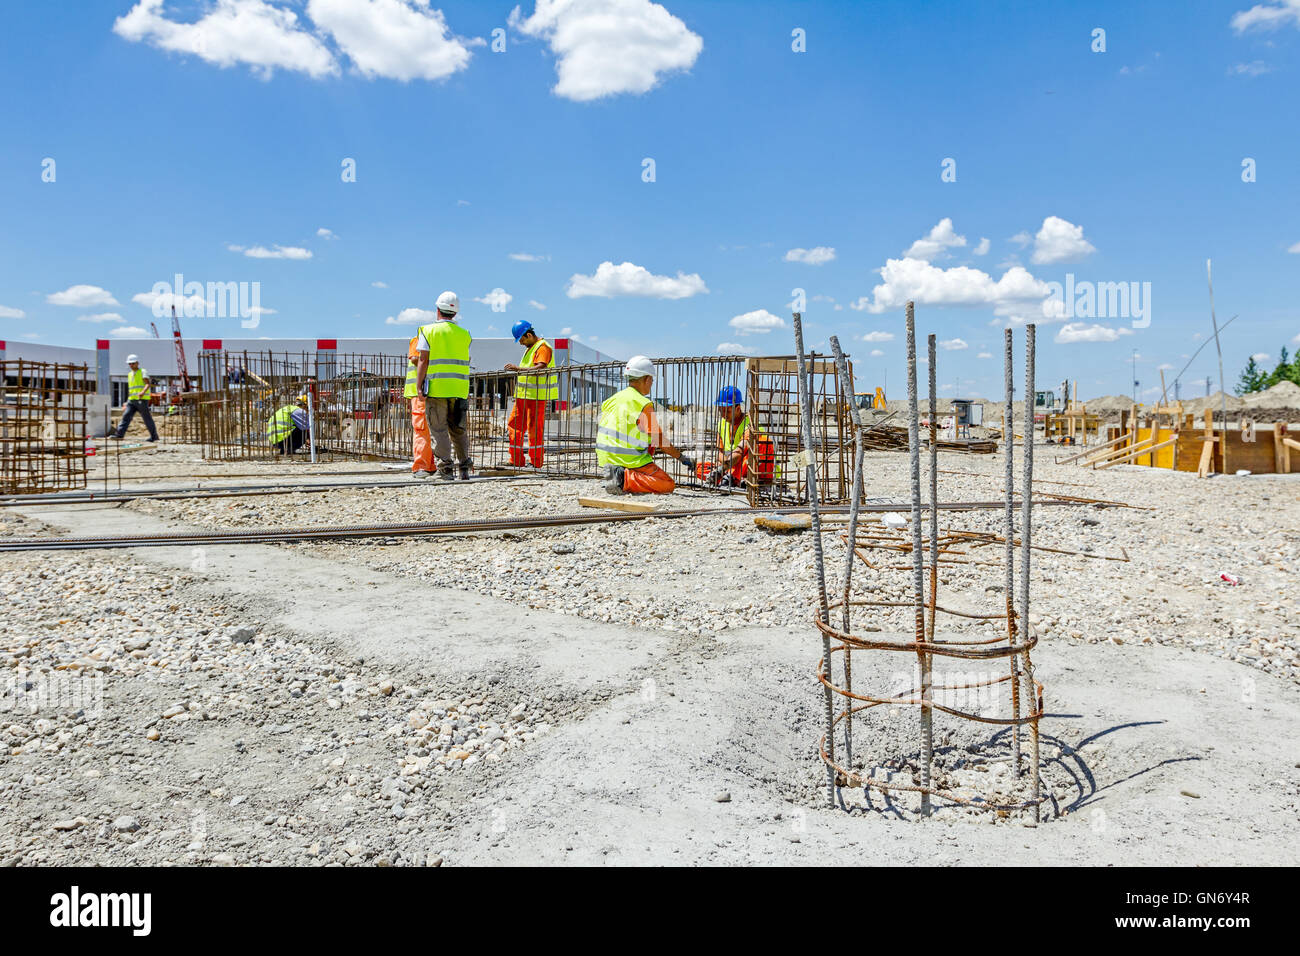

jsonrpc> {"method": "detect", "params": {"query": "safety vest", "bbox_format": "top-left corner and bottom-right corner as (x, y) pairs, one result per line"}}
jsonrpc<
(719, 414), (753, 452)
(266, 405), (297, 445)
(419, 320), (472, 399)
(404, 335), (419, 399)
(595, 386), (653, 469)
(128, 368), (150, 401)
(517, 338), (558, 401)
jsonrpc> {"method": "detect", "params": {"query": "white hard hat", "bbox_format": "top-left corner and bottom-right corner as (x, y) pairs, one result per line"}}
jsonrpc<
(126, 354), (139, 364)
(435, 290), (459, 315)
(624, 355), (654, 379)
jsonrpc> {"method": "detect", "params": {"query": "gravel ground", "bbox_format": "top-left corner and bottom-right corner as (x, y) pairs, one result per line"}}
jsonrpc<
(3, 442), (1297, 864)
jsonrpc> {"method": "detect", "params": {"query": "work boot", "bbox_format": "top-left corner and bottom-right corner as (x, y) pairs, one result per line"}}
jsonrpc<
(437, 464), (455, 480)
(458, 460), (472, 481)
(604, 466), (625, 495)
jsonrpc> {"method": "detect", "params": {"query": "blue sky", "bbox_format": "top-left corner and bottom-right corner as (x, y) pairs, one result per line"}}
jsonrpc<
(1, 0), (1297, 400)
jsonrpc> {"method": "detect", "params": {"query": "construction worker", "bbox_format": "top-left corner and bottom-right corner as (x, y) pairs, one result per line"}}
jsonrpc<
(504, 319), (555, 468)
(414, 290), (473, 480)
(267, 395), (310, 455)
(112, 354), (159, 442)
(405, 332), (435, 475)
(700, 385), (775, 489)
(596, 355), (696, 494)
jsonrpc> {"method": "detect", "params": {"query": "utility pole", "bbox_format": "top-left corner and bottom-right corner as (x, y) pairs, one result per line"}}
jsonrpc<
(1131, 350), (1139, 403)
(1205, 376), (1211, 397)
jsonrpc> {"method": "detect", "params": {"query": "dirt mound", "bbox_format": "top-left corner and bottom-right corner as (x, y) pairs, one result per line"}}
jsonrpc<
(1243, 379), (1300, 408)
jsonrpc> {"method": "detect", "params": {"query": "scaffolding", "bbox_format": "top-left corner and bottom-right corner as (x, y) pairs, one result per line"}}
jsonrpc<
(802, 308), (1046, 820)
(1, 360), (93, 494)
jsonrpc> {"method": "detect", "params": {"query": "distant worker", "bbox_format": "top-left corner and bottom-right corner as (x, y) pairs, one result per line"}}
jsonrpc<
(267, 395), (311, 455)
(112, 354), (159, 442)
(504, 319), (556, 468)
(698, 385), (775, 489)
(414, 290), (473, 480)
(596, 355), (695, 495)
(405, 331), (435, 475)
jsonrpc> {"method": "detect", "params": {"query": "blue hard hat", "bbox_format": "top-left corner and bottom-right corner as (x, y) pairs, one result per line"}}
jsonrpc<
(716, 385), (743, 407)
(511, 319), (534, 342)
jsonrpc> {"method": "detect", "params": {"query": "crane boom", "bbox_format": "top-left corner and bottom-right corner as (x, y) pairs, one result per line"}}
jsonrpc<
(171, 305), (191, 393)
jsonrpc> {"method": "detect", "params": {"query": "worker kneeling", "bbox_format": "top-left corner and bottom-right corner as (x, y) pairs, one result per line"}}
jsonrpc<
(596, 356), (695, 494)
(697, 385), (775, 489)
(267, 395), (311, 455)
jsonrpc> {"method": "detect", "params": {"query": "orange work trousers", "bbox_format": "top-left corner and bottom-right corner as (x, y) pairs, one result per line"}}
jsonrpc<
(508, 398), (546, 468)
(622, 461), (675, 494)
(410, 396), (434, 472)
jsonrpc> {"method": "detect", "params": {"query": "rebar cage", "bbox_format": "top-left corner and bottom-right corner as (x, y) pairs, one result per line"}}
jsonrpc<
(1, 360), (92, 495)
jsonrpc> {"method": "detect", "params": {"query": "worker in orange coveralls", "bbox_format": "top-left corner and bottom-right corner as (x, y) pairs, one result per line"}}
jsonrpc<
(403, 332), (435, 475)
(697, 385), (776, 489)
(504, 319), (555, 468)
(596, 355), (696, 494)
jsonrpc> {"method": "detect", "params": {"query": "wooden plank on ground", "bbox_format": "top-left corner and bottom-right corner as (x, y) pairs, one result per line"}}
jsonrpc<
(578, 496), (660, 513)
(1197, 439), (1214, 478)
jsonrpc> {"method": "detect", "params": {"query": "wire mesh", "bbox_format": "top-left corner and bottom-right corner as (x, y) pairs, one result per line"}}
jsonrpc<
(1, 360), (92, 494)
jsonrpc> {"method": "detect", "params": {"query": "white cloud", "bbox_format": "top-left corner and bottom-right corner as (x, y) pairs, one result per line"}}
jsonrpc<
(728, 309), (785, 335)
(509, 0), (703, 102)
(1009, 231), (1032, 247)
(1157, 362), (1175, 371)
(1288, 241), (1300, 253)
(973, 237), (990, 256)
(385, 307), (438, 325)
(0, 305), (26, 319)
(371, 280), (388, 288)
(1228, 60), (1274, 76)
(509, 252), (548, 262)
(317, 227), (337, 239)
(566, 260), (707, 299)
(77, 312), (124, 323)
(1030, 216), (1096, 264)
(851, 258), (1053, 314)
(903, 218), (966, 262)
(307, 0), (475, 82)
(784, 246), (836, 265)
(228, 243), (313, 259)
(1251, 352), (1271, 362)
(716, 342), (757, 356)
(131, 291), (211, 315)
(938, 338), (968, 351)
(976, 351), (992, 359)
(1055, 322), (1133, 344)
(113, 0), (338, 79)
(109, 326), (148, 337)
(1292, 331), (1300, 345)
(861, 331), (894, 343)
(528, 299), (547, 310)
(47, 284), (119, 307)
(869, 349), (884, 357)
(1231, 1), (1300, 33)
(474, 288), (514, 310)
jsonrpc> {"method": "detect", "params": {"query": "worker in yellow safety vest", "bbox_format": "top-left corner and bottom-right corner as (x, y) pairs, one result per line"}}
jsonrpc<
(405, 333), (434, 475)
(596, 355), (696, 494)
(266, 395), (311, 455)
(413, 291), (473, 480)
(504, 319), (556, 468)
(112, 354), (159, 442)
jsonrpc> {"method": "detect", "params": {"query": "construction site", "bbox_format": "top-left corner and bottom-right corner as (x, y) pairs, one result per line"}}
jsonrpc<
(1, 307), (1295, 867)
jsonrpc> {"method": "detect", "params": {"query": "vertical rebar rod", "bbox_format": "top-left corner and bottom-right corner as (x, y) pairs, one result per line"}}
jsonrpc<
(829, 335), (864, 767)
(905, 303), (931, 817)
(927, 334), (939, 640)
(1021, 323), (1040, 821)
(1003, 327), (1022, 772)
(794, 314), (835, 806)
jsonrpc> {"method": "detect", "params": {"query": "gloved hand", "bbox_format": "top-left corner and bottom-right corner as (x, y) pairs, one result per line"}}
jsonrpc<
(679, 454), (696, 471)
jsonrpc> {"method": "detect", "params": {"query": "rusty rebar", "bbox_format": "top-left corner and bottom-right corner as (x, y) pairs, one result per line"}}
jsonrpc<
(905, 303), (932, 817)
(829, 335), (865, 767)
(1022, 323), (1041, 820)
(1004, 327), (1022, 772)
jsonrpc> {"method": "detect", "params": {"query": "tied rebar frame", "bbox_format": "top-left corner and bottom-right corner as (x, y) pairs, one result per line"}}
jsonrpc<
(804, 307), (1046, 819)
(1, 360), (92, 495)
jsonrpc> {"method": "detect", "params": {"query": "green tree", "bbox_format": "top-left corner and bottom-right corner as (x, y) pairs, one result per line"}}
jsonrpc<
(1262, 346), (1299, 388)
(1235, 356), (1265, 395)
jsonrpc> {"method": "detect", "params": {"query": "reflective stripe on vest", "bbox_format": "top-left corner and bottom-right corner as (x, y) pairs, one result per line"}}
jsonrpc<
(404, 335), (419, 398)
(128, 368), (149, 401)
(595, 386), (653, 468)
(517, 339), (558, 401)
(419, 321), (472, 399)
(266, 405), (297, 444)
